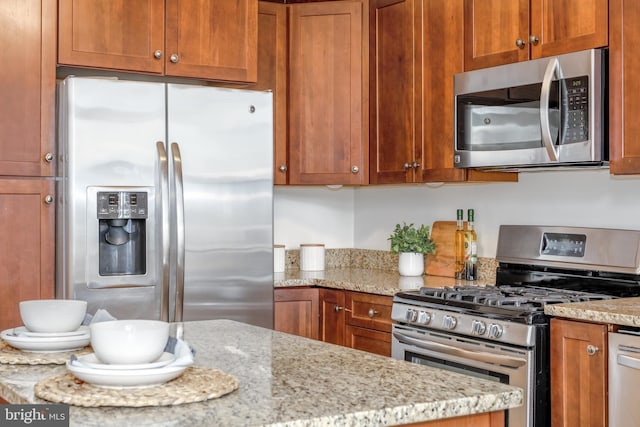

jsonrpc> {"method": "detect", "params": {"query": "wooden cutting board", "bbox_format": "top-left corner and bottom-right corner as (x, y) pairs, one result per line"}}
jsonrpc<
(425, 221), (459, 278)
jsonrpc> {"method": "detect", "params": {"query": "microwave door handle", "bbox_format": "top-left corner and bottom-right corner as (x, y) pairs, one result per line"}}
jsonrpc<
(392, 331), (527, 368)
(540, 57), (563, 162)
(156, 141), (170, 322)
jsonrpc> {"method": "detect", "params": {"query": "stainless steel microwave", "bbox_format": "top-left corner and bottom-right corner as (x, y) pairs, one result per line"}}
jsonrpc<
(453, 49), (607, 171)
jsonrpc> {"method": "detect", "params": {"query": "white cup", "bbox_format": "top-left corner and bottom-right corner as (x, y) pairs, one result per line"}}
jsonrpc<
(274, 244), (285, 273)
(300, 244), (325, 271)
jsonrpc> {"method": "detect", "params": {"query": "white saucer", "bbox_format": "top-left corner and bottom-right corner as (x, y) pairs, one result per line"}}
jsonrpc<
(0, 328), (90, 353)
(76, 352), (176, 371)
(66, 360), (186, 389)
(13, 325), (89, 338)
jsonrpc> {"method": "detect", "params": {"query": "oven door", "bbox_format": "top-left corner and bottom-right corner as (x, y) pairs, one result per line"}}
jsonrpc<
(392, 323), (534, 427)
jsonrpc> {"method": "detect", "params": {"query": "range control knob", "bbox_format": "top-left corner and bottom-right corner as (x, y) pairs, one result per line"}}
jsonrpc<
(442, 314), (457, 330)
(405, 309), (418, 323)
(471, 320), (487, 335)
(417, 311), (432, 325)
(488, 324), (504, 339)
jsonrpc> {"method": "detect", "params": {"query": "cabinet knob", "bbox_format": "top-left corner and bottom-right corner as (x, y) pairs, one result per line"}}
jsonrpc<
(367, 308), (379, 318)
(351, 166), (359, 174)
(170, 54), (179, 64)
(529, 35), (539, 45)
(279, 165), (287, 173)
(586, 344), (599, 356)
(515, 38), (526, 49)
(154, 50), (162, 59)
(44, 195), (54, 205)
(334, 305), (343, 312)
(43, 152), (54, 163)
(412, 162), (420, 169)
(403, 162), (411, 170)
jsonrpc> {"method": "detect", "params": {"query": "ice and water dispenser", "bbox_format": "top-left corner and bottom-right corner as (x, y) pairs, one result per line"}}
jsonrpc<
(97, 191), (147, 276)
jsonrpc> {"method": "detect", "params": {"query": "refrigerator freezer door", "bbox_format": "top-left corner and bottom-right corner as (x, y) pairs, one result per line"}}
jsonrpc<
(167, 84), (274, 328)
(57, 77), (166, 320)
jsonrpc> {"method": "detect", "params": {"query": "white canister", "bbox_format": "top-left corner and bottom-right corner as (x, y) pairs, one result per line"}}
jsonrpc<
(300, 244), (325, 271)
(274, 245), (285, 273)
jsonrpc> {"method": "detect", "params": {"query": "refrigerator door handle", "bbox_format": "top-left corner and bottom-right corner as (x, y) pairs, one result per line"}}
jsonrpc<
(156, 141), (171, 322)
(171, 142), (186, 323)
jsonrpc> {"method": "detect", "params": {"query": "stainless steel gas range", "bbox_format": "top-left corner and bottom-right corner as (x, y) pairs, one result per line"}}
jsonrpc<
(392, 225), (640, 427)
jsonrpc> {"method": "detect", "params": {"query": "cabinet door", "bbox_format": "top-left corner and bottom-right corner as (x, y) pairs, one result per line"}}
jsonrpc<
(550, 318), (607, 427)
(463, 0), (530, 70)
(345, 291), (392, 332)
(274, 287), (319, 339)
(609, 0), (640, 174)
(165, 0), (258, 82)
(0, 0), (56, 177)
(256, 1), (288, 184)
(58, 0), (165, 74)
(289, 1), (367, 185)
(369, 0), (421, 184)
(0, 179), (55, 331)
(530, 0), (608, 59)
(319, 289), (345, 345)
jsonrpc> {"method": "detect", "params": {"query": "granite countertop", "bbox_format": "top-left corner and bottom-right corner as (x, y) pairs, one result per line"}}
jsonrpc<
(0, 319), (522, 426)
(274, 268), (494, 296)
(544, 297), (640, 327)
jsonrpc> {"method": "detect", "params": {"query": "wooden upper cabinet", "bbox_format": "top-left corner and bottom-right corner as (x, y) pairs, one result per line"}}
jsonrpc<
(255, 1), (289, 184)
(58, 0), (165, 74)
(0, 0), (56, 177)
(288, 1), (368, 185)
(464, 0), (608, 71)
(165, 0), (257, 82)
(369, 0), (421, 184)
(609, 0), (640, 174)
(58, 0), (258, 83)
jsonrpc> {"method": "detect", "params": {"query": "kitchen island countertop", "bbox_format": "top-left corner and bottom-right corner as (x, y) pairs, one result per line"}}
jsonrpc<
(544, 297), (640, 326)
(0, 319), (522, 426)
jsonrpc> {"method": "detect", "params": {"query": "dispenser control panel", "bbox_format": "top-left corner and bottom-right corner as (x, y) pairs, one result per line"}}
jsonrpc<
(97, 191), (148, 219)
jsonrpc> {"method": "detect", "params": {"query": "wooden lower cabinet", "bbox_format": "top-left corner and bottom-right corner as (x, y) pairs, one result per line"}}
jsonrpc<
(0, 179), (56, 332)
(550, 318), (608, 427)
(275, 287), (393, 356)
(274, 287), (319, 340)
(399, 410), (504, 426)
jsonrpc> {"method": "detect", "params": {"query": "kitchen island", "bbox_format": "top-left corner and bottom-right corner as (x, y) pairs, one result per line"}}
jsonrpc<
(0, 319), (522, 426)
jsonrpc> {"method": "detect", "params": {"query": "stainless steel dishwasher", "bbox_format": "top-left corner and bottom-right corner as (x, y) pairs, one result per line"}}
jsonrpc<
(609, 330), (640, 426)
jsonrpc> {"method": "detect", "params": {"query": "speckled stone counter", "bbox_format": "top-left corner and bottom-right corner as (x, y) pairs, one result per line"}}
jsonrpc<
(0, 320), (522, 426)
(544, 297), (640, 327)
(274, 268), (494, 296)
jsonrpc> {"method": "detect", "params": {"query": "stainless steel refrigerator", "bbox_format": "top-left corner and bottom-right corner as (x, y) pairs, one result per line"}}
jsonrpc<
(56, 76), (274, 329)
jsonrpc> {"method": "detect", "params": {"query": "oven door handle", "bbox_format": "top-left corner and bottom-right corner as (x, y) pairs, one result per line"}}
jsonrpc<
(393, 331), (527, 368)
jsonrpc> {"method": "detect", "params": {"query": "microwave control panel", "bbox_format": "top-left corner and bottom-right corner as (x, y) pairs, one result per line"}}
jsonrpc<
(562, 76), (589, 144)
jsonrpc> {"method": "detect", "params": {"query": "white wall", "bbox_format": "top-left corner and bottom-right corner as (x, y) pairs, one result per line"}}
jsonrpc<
(274, 169), (640, 257)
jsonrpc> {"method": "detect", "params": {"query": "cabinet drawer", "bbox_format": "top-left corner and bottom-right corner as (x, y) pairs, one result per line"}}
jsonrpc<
(345, 291), (392, 333)
(345, 325), (391, 357)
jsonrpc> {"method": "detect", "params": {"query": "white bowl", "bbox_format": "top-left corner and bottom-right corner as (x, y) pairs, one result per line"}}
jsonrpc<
(90, 320), (170, 365)
(19, 299), (87, 333)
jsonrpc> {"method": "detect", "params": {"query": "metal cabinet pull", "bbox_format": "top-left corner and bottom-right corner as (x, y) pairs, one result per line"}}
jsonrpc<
(44, 152), (54, 163)
(170, 54), (179, 63)
(403, 162), (411, 170)
(412, 162), (420, 169)
(587, 344), (599, 356)
(334, 305), (343, 312)
(515, 38), (526, 48)
(44, 195), (54, 205)
(279, 165), (287, 173)
(529, 35), (539, 45)
(351, 165), (359, 174)
(368, 308), (379, 318)
(154, 50), (162, 59)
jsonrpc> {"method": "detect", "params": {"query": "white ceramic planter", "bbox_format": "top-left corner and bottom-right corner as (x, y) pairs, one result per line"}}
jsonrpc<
(398, 252), (425, 276)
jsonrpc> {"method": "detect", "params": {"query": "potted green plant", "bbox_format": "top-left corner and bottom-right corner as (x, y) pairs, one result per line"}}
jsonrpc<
(388, 222), (436, 276)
